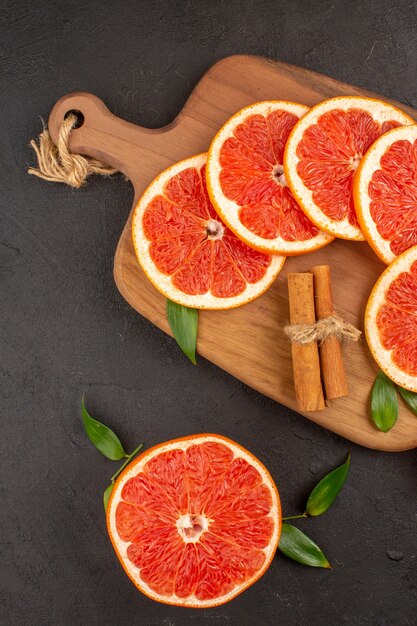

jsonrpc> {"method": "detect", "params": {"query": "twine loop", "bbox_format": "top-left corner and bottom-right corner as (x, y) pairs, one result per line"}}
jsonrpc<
(284, 314), (361, 345)
(28, 114), (118, 188)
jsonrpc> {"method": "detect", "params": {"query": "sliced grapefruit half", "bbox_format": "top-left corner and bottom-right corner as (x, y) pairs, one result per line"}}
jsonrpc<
(354, 124), (417, 264)
(284, 96), (414, 241)
(206, 101), (333, 255)
(132, 154), (284, 309)
(107, 433), (281, 608)
(365, 245), (417, 392)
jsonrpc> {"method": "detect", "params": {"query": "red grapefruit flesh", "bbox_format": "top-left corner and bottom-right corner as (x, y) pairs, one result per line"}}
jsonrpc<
(284, 96), (414, 241)
(206, 101), (333, 255)
(365, 245), (417, 391)
(354, 125), (417, 264)
(107, 434), (281, 608)
(132, 154), (284, 309)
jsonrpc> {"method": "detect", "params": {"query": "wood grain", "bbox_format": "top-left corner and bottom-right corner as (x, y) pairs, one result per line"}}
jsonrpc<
(48, 55), (417, 451)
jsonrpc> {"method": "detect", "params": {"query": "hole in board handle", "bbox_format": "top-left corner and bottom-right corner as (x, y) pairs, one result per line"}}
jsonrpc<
(64, 109), (85, 128)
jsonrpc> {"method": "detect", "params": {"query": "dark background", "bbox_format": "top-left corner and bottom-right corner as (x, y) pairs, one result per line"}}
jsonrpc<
(1, 1), (417, 624)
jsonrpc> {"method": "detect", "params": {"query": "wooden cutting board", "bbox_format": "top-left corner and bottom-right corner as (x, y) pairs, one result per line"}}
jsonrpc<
(48, 55), (417, 452)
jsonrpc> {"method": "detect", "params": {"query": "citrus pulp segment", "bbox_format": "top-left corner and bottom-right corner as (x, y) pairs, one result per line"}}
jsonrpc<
(107, 434), (281, 608)
(132, 154), (284, 309)
(283, 96), (414, 241)
(354, 124), (417, 264)
(365, 245), (417, 392)
(206, 101), (334, 254)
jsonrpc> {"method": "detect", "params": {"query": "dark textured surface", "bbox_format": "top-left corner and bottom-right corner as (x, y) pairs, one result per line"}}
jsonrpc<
(1, 1), (417, 624)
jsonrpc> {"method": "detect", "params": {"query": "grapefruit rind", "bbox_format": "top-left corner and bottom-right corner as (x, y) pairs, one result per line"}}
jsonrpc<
(132, 153), (285, 310)
(283, 96), (415, 242)
(107, 433), (282, 608)
(354, 124), (417, 265)
(365, 245), (417, 392)
(206, 101), (334, 255)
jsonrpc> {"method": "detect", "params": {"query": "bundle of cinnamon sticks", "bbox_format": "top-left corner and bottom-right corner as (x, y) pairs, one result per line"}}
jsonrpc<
(287, 265), (348, 411)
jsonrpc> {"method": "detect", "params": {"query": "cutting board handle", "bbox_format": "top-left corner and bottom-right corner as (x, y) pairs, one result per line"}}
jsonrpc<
(48, 92), (175, 191)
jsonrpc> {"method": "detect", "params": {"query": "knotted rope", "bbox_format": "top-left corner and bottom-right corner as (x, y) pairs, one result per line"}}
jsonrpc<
(28, 114), (118, 188)
(284, 315), (361, 345)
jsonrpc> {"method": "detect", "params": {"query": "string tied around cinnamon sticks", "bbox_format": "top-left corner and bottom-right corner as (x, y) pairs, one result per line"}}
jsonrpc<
(284, 314), (361, 346)
(28, 113), (118, 188)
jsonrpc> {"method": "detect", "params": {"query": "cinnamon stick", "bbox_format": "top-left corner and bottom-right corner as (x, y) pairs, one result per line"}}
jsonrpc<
(311, 265), (348, 400)
(287, 273), (325, 411)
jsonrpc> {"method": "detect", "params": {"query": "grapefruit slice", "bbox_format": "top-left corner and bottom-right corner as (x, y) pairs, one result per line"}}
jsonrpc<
(206, 101), (333, 255)
(354, 124), (417, 264)
(365, 245), (417, 392)
(107, 434), (281, 608)
(132, 154), (284, 309)
(284, 96), (414, 241)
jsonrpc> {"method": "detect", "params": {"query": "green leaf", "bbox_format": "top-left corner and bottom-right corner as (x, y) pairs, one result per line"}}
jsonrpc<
(103, 484), (114, 512)
(397, 386), (417, 416)
(166, 299), (198, 365)
(81, 397), (128, 460)
(278, 524), (331, 569)
(305, 453), (350, 517)
(370, 370), (398, 432)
